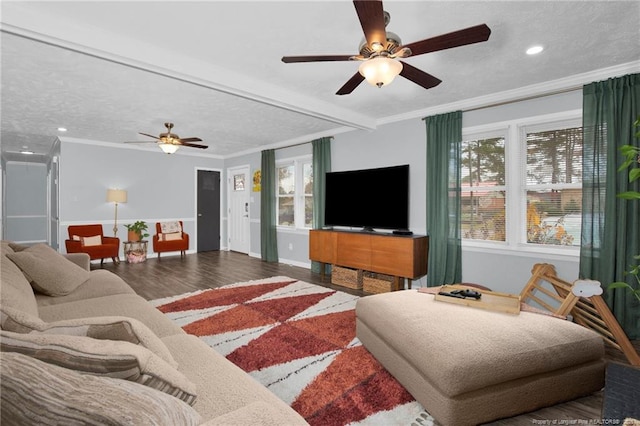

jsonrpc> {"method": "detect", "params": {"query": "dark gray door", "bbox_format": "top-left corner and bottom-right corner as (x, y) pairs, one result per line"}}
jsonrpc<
(197, 170), (220, 252)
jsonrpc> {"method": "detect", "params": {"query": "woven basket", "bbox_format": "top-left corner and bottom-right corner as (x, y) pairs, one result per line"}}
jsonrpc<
(363, 272), (395, 294)
(331, 266), (363, 289)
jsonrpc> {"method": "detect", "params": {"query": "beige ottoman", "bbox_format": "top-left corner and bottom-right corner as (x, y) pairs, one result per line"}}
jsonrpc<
(356, 290), (605, 425)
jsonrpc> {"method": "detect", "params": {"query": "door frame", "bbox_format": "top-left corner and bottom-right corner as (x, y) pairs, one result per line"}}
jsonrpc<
(194, 167), (224, 251)
(226, 164), (251, 254)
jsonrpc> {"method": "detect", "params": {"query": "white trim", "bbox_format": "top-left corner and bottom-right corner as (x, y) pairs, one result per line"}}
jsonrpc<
(381, 62), (640, 125)
(461, 111), (584, 251)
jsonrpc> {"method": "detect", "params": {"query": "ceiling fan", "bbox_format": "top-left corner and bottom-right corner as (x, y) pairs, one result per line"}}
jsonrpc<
(282, 0), (491, 95)
(125, 122), (207, 154)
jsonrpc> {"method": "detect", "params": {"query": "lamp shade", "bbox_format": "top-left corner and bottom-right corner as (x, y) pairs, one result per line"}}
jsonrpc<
(159, 143), (179, 154)
(358, 57), (403, 88)
(106, 189), (127, 203)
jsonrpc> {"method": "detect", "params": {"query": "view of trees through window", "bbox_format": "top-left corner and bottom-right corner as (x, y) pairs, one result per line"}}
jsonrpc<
(526, 127), (583, 246)
(277, 159), (313, 228)
(460, 137), (506, 241)
(461, 123), (583, 247)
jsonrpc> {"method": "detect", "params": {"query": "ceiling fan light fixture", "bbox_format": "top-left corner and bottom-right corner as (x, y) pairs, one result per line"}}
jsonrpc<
(359, 56), (403, 88)
(159, 143), (179, 154)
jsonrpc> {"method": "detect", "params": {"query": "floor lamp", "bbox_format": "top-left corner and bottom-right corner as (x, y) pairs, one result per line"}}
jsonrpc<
(107, 189), (127, 237)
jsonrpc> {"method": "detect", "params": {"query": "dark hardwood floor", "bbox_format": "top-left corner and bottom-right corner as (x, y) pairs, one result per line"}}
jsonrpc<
(98, 251), (639, 426)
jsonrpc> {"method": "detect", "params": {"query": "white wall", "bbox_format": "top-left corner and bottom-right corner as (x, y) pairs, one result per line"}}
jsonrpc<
(226, 89), (583, 293)
(59, 141), (224, 258)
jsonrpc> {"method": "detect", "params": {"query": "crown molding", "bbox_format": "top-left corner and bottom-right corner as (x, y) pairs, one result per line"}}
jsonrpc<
(379, 61), (640, 125)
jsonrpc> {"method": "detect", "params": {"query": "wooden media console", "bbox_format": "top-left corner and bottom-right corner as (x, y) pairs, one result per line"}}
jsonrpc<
(309, 229), (429, 290)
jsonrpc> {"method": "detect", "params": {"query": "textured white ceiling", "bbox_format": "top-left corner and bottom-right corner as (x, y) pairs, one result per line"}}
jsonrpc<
(1, 1), (639, 160)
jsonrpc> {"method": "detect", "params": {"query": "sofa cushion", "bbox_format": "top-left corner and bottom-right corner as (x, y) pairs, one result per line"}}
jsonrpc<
(1, 352), (201, 425)
(0, 330), (197, 405)
(38, 293), (183, 338)
(0, 248), (39, 317)
(161, 333), (307, 424)
(0, 306), (177, 368)
(35, 269), (135, 307)
(7, 244), (90, 296)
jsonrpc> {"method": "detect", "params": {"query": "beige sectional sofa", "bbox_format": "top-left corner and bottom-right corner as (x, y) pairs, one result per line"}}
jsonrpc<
(0, 241), (307, 425)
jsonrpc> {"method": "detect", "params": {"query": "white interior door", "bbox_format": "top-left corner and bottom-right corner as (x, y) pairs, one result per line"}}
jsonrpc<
(227, 166), (250, 254)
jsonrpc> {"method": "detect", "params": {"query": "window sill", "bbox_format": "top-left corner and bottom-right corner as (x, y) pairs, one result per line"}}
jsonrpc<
(462, 240), (580, 262)
(276, 226), (310, 235)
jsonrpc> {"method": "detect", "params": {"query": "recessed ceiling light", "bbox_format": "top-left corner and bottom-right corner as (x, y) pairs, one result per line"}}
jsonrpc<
(526, 45), (544, 55)
(57, 127), (67, 132)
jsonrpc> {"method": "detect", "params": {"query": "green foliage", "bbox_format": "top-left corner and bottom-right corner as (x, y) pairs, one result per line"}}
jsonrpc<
(125, 220), (149, 240)
(608, 116), (640, 300)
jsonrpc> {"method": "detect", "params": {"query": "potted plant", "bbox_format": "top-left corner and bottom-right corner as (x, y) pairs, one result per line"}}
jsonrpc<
(125, 221), (149, 242)
(607, 117), (640, 301)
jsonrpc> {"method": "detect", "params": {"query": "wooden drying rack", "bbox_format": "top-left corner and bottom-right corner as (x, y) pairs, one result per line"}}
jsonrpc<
(520, 263), (640, 366)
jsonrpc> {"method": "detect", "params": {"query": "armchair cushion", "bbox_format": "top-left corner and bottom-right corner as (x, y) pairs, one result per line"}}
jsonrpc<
(160, 221), (182, 233)
(158, 232), (182, 241)
(79, 235), (102, 246)
(7, 244), (90, 296)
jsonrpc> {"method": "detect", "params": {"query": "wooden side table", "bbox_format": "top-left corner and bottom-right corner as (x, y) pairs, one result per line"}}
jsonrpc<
(124, 240), (148, 263)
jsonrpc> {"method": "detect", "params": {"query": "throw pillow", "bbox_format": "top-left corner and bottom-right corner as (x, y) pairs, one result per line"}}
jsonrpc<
(160, 221), (182, 233)
(81, 235), (102, 246)
(6, 243), (91, 296)
(0, 307), (178, 368)
(0, 330), (197, 405)
(1, 352), (201, 425)
(159, 232), (183, 241)
(7, 242), (29, 252)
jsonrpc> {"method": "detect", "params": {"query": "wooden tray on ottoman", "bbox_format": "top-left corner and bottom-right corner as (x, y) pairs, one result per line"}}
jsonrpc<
(434, 284), (521, 314)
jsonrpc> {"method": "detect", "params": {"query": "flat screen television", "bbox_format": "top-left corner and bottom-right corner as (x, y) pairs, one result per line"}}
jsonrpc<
(324, 164), (410, 232)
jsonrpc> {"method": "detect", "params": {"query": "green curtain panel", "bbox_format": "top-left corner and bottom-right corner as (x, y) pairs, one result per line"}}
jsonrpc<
(311, 137), (332, 274)
(580, 73), (640, 339)
(425, 111), (463, 286)
(260, 149), (279, 262)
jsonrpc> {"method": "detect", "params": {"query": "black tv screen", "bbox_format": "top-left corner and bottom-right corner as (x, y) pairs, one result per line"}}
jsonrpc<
(324, 164), (409, 231)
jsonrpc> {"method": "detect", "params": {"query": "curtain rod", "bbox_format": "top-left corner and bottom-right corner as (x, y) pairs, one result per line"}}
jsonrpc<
(422, 85), (582, 119)
(273, 136), (334, 151)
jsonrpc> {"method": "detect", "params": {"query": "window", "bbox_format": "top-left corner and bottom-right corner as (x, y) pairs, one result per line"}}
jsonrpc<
(462, 116), (582, 251)
(525, 125), (582, 246)
(277, 157), (313, 229)
(461, 136), (506, 241)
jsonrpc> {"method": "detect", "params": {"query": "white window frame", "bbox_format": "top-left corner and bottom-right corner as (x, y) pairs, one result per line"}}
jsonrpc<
(462, 110), (582, 258)
(276, 155), (312, 231)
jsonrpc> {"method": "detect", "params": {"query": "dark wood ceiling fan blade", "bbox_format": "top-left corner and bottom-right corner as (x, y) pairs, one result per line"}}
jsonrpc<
(282, 55), (354, 63)
(353, 0), (387, 48)
(402, 24), (491, 57)
(336, 72), (365, 95)
(179, 142), (208, 149)
(139, 132), (161, 140)
(399, 61), (442, 90)
(178, 137), (203, 142)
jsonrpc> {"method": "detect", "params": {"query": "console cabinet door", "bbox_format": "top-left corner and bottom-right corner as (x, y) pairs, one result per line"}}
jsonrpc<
(309, 230), (337, 264)
(336, 233), (371, 270)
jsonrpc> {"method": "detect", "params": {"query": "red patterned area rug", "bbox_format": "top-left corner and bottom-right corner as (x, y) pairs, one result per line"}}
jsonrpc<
(151, 276), (434, 426)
